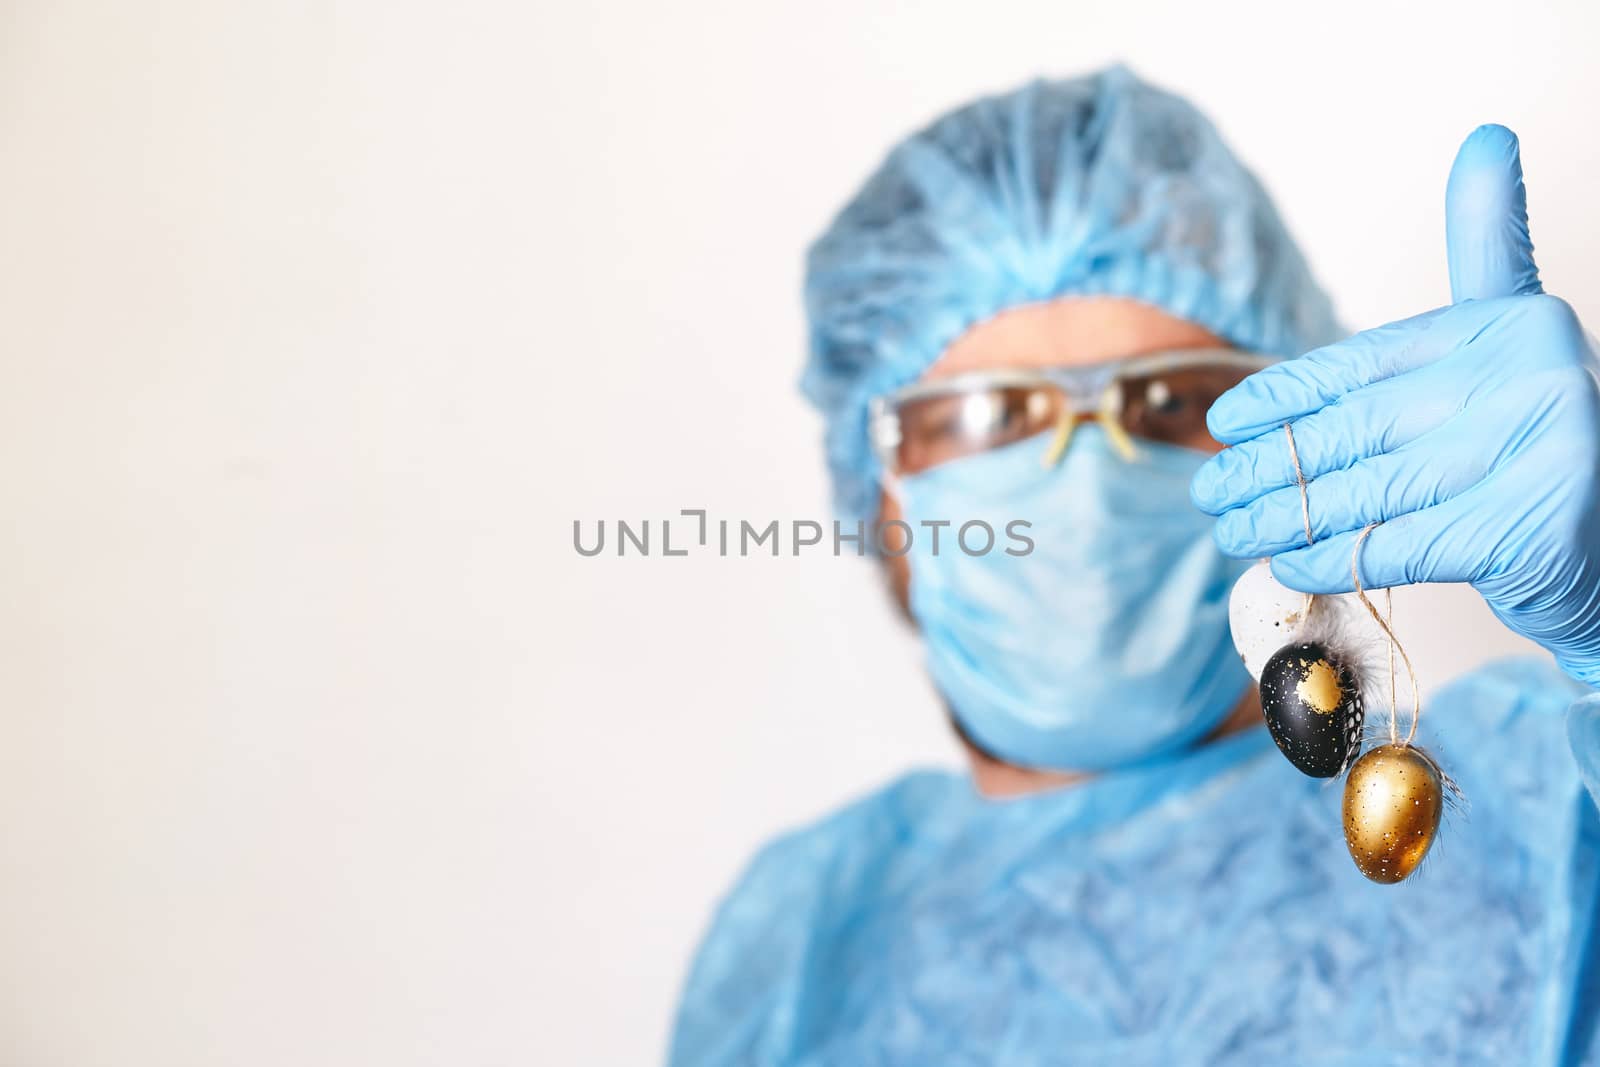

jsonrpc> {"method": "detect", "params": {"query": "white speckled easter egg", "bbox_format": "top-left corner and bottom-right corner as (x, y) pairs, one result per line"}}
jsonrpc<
(1228, 560), (1315, 680)
(1228, 560), (1377, 681)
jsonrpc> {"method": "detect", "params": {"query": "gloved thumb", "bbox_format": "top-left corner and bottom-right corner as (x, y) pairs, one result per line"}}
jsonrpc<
(1445, 124), (1543, 302)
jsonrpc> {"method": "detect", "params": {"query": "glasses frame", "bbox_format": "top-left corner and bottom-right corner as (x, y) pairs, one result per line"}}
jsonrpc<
(869, 347), (1277, 471)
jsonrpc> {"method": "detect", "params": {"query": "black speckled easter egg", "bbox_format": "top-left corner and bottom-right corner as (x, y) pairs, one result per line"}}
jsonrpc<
(1259, 642), (1363, 778)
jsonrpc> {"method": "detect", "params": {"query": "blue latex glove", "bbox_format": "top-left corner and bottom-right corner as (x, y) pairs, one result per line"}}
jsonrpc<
(1191, 125), (1600, 687)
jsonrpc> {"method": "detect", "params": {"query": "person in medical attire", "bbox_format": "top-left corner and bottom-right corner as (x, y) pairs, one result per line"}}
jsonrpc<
(671, 67), (1600, 1065)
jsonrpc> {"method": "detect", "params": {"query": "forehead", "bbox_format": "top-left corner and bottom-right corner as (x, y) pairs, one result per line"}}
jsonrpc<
(927, 296), (1228, 381)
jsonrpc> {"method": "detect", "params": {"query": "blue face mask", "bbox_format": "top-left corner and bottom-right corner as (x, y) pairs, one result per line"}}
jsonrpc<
(890, 426), (1249, 772)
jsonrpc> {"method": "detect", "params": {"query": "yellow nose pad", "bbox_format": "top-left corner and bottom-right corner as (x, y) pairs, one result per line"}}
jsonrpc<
(1040, 410), (1142, 468)
(1041, 411), (1077, 468)
(1097, 410), (1141, 462)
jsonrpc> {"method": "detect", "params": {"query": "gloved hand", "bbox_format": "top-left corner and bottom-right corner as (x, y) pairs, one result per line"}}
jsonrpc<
(1191, 125), (1600, 688)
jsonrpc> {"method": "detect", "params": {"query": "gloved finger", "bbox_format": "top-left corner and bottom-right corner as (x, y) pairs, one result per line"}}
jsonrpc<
(1205, 302), (1499, 444)
(1264, 488), (1500, 593)
(1191, 370), (1466, 515)
(1446, 124), (1543, 302)
(1212, 425), (1487, 558)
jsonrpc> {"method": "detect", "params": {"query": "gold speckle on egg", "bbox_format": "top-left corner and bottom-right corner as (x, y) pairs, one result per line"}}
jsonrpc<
(1295, 659), (1342, 715)
(1342, 744), (1444, 884)
(1259, 642), (1364, 778)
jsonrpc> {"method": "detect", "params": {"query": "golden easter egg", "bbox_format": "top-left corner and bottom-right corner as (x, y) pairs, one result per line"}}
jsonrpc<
(1342, 743), (1443, 884)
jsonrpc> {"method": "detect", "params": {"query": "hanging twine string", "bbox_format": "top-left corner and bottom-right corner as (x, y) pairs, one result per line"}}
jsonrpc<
(1350, 525), (1422, 745)
(1282, 423), (1422, 746)
(1386, 588), (1397, 740)
(1283, 424), (1317, 622)
(1283, 422), (1315, 549)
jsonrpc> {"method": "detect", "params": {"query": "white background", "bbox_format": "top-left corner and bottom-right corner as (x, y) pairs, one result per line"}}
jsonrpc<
(3, 1), (1598, 1064)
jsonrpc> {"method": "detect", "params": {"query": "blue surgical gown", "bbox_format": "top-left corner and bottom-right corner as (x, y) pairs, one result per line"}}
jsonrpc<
(670, 660), (1600, 1065)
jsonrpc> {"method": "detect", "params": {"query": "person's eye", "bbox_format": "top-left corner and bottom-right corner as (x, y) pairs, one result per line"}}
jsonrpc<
(998, 403), (1032, 430)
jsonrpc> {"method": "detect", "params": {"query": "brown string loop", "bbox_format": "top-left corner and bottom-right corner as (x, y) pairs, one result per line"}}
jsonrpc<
(1283, 424), (1316, 620)
(1283, 421), (1315, 549)
(1349, 525), (1421, 745)
(1282, 423), (1421, 746)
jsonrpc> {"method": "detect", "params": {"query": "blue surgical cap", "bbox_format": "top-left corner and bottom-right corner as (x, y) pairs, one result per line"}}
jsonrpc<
(801, 65), (1343, 524)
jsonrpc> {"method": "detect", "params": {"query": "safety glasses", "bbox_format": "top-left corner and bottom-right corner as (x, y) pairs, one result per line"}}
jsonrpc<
(870, 348), (1274, 478)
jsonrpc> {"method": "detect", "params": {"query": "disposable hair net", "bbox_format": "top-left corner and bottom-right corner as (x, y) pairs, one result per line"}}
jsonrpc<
(801, 65), (1342, 524)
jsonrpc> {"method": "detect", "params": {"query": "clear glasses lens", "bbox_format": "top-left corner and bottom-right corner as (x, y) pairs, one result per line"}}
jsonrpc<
(1115, 362), (1253, 451)
(891, 385), (1067, 475)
